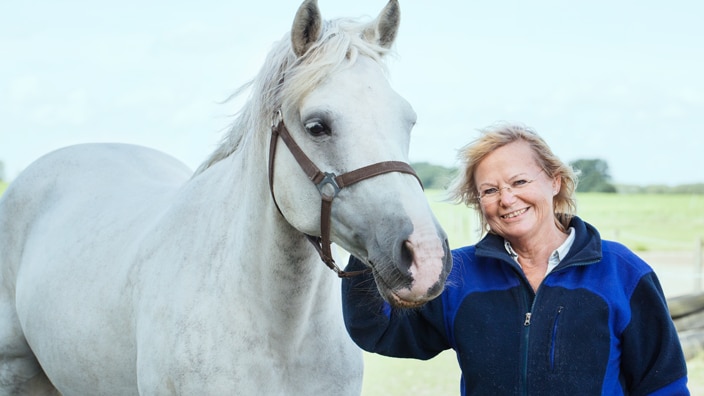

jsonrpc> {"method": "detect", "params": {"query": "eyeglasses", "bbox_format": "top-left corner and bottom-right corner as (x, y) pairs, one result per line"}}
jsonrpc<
(477, 170), (544, 204)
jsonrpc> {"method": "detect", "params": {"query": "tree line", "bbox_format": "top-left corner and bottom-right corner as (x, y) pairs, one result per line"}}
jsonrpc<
(411, 160), (704, 194)
(1, 159), (701, 194)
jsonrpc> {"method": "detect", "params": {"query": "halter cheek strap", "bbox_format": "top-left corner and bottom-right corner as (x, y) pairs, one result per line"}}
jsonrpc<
(268, 116), (423, 278)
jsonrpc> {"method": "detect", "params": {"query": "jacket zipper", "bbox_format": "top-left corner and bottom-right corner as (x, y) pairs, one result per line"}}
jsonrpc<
(520, 282), (537, 396)
(521, 315), (530, 396)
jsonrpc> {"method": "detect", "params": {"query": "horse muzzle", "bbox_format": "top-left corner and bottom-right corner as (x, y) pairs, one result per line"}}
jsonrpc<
(370, 231), (452, 308)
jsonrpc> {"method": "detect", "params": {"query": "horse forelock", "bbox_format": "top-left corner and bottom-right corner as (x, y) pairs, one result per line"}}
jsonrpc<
(195, 16), (392, 175)
(279, 18), (391, 109)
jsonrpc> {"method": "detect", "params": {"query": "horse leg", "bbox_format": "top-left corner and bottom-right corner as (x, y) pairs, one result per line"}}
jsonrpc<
(0, 358), (60, 396)
(0, 301), (60, 395)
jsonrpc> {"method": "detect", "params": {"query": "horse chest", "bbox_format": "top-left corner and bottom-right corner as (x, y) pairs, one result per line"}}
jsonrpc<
(135, 322), (362, 395)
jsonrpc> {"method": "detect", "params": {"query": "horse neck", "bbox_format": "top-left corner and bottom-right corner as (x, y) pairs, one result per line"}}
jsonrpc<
(190, 135), (341, 334)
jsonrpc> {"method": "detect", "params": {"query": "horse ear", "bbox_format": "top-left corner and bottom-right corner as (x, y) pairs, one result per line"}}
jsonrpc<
(363, 0), (400, 48)
(291, 0), (322, 57)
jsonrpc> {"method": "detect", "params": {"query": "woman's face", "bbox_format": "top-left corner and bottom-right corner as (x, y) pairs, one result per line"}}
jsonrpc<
(474, 140), (561, 243)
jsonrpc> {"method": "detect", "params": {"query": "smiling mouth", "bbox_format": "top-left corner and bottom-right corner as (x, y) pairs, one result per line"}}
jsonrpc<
(501, 207), (528, 219)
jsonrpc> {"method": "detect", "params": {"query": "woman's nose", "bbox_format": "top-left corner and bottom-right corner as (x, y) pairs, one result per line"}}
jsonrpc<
(498, 187), (517, 204)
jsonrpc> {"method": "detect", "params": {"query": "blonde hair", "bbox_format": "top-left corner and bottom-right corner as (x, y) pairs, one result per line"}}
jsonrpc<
(447, 122), (578, 234)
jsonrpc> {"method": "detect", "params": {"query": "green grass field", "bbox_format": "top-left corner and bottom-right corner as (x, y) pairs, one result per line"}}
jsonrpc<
(361, 190), (704, 395)
(363, 344), (704, 395)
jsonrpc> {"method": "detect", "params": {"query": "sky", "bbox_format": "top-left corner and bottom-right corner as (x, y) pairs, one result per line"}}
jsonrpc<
(1, 0), (703, 185)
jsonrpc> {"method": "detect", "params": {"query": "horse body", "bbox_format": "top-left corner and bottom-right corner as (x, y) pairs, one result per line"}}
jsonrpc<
(5, 144), (361, 395)
(0, 1), (452, 394)
(2, 144), (194, 394)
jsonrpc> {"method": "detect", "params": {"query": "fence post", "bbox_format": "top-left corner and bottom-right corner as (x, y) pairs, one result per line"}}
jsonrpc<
(696, 236), (703, 293)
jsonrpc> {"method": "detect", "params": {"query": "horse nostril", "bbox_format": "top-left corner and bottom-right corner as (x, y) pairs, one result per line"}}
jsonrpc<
(400, 240), (413, 271)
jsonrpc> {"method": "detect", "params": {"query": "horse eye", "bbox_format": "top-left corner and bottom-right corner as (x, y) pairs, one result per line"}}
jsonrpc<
(304, 119), (330, 137)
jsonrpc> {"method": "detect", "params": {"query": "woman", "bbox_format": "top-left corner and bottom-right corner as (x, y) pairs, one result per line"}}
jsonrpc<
(341, 123), (689, 395)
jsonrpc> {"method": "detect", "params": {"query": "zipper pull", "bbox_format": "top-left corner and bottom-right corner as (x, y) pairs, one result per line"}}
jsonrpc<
(524, 312), (532, 326)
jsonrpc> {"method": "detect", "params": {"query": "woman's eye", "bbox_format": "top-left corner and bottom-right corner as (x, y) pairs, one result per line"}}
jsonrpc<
(513, 179), (528, 187)
(304, 119), (330, 137)
(482, 187), (499, 196)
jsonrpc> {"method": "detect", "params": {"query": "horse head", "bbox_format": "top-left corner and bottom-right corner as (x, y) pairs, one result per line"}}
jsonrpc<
(268, 0), (452, 308)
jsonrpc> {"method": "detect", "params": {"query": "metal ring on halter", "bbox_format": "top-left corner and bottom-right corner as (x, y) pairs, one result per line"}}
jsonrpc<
(316, 173), (341, 200)
(272, 109), (283, 129)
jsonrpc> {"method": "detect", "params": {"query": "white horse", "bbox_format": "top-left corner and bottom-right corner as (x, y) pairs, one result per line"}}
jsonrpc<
(0, 1), (452, 394)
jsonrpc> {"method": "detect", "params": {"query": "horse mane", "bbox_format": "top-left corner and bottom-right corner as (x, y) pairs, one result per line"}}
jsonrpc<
(194, 16), (393, 175)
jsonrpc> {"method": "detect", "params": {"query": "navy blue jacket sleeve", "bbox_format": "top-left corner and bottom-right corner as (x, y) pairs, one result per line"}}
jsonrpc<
(341, 255), (450, 360)
(620, 272), (689, 395)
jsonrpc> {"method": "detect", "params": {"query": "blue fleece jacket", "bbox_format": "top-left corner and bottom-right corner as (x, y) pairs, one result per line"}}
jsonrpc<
(342, 216), (689, 395)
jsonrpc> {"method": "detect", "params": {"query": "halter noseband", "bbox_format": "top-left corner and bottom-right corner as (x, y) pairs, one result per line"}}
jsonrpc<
(267, 112), (423, 278)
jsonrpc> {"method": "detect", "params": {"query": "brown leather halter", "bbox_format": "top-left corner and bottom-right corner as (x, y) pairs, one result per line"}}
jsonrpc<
(268, 112), (423, 278)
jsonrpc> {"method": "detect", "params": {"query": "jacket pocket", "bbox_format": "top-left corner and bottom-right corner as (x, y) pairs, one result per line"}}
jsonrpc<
(550, 306), (564, 370)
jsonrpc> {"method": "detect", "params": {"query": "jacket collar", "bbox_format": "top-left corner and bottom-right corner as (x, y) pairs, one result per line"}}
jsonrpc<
(475, 215), (603, 268)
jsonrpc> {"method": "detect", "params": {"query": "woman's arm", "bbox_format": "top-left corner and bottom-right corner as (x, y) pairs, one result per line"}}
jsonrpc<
(620, 271), (689, 395)
(341, 255), (450, 360)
